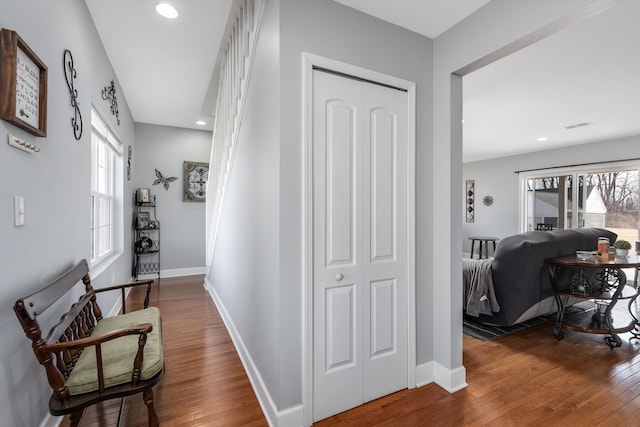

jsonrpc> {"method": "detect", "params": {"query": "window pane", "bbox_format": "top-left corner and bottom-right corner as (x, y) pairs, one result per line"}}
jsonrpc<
(90, 109), (120, 264)
(523, 166), (639, 249)
(97, 142), (108, 194)
(527, 176), (571, 230)
(98, 224), (111, 257)
(585, 170), (639, 242)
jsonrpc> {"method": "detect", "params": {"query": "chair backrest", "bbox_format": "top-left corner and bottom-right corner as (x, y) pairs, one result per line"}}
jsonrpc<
(14, 259), (102, 399)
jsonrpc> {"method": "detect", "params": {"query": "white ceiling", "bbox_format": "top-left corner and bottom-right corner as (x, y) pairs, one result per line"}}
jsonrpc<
(461, 0), (640, 163)
(85, 0), (640, 162)
(334, 0), (491, 38)
(85, 0), (232, 132)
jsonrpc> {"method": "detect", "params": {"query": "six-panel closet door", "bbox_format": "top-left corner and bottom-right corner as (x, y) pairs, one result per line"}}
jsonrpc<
(312, 70), (408, 421)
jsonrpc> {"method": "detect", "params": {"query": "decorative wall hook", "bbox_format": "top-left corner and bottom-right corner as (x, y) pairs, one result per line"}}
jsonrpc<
(101, 79), (120, 125)
(8, 134), (40, 153)
(153, 169), (178, 190)
(63, 49), (83, 140)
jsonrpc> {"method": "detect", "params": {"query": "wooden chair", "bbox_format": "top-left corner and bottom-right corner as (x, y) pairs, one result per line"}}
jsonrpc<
(13, 259), (163, 427)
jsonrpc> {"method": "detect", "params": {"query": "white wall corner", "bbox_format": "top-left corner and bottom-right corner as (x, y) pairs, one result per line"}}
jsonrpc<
(433, 362), (468, 393)
(415, 361), (435, 387)
(205, 278), (305, 427)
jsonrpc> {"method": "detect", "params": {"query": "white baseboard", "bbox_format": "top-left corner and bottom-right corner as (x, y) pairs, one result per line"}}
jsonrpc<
(415, 361), (435, 387)
(433, 362), (468, 393)
(160, 266), (207, 278)
(275, 404), (304, 427)
(204, 278), (303, 426)
(135, 267), (206, 281)
(415, 361), (467, 393)
(416, 361), (467, 393)
(39, 413), (61, 427)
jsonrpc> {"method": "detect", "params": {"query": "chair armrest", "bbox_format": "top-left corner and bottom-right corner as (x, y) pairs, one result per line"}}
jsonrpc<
(47, 323), (153, 352)
(95, 279), (155, 311)
(48, 323), (154, 392)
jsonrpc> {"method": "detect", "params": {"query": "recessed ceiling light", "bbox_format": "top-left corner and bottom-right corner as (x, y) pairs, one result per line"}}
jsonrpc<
(156, 3), (179, 19)
(196, 120), (207, 126)
(536, 137), (549, 142)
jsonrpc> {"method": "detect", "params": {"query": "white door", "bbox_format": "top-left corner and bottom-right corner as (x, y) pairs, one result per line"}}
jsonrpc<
(313, 70), (408, 421)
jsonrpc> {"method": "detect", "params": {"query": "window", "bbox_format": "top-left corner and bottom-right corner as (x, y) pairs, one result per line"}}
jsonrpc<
(520, 161), (640, 245)
(91, 109), (123, 264)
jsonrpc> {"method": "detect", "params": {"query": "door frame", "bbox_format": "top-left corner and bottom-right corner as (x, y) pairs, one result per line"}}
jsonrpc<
(301, 52), (416, 425)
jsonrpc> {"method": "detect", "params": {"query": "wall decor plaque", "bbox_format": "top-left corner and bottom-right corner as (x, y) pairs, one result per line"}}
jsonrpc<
(183, 161), (209, 202)
(466, 180), (475, 222)
(0, 28), (48, 136)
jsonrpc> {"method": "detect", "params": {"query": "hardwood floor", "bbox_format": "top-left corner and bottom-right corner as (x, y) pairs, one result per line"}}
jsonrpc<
(61, 275), (268, 427)
(63, 276), (640, 426)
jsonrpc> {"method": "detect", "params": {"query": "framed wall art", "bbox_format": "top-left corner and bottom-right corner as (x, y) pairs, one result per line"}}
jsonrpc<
(466, 180), (474, 222)
(136, 212), (151, 229)
(0, 28), (48, 136)
(183, 161), (209, 202)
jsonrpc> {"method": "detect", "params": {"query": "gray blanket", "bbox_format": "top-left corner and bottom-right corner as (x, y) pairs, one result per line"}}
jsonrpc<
(463, 258), (500, 317)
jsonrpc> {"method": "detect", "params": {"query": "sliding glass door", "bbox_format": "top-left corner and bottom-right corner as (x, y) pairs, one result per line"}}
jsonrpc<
(526, 175), (571, 231)
(521, 162), (640, 245)
(579, 170), (639, 243)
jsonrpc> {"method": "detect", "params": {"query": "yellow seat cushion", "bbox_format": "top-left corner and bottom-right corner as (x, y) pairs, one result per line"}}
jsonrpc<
(65, 307), (163, 396)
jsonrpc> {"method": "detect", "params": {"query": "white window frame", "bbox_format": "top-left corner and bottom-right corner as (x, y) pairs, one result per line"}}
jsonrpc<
(519, 160), (640, 233)
(90, 108), (123, 266)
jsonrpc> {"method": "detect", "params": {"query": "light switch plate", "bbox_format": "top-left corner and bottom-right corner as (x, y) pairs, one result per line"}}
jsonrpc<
(14, 196), (24, 226)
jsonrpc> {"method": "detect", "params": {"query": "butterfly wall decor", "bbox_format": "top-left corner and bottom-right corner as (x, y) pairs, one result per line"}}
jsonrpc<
(153, 168), (178, 190)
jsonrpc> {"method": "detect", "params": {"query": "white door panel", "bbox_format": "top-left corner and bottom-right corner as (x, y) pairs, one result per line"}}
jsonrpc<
(313, 70), (407, 421)
(313, 72), (363, 420)
(362, 81), (407, 401)
(325, 100), (357, 268)
(370, 279), (396, 358)
(370, 107), (397, 262)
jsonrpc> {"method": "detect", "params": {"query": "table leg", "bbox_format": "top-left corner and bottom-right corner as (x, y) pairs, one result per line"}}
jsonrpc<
(549, 265), (565, 340)
(629, 267), (640, 342)
(603, 268), (625, 348)
(470, 240), (476, 259)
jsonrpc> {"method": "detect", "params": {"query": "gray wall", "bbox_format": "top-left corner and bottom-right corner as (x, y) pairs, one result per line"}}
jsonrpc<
(0, 1), (136, 426)
(208, 0), (283, 409)
(462, 134), (640, 251)
(208, 0), (433, 412)
(134, 123), (211, 274)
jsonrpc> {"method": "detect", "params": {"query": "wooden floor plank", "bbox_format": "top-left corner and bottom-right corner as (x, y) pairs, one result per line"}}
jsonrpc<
(60, 276), (640, 426)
